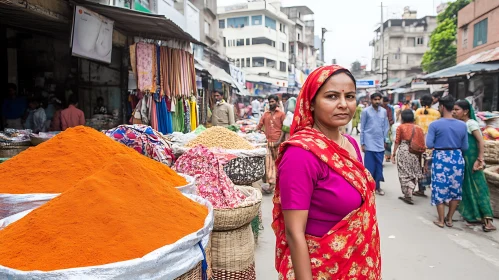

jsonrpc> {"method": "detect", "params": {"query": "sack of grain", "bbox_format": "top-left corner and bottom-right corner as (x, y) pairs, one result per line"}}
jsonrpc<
(484, 166), (499, 218)
(484, 140), (499, 164)
(186, 127), (255, 150)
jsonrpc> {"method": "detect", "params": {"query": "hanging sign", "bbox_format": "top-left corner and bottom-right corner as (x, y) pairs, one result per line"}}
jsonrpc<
(71, 6), (114, 63)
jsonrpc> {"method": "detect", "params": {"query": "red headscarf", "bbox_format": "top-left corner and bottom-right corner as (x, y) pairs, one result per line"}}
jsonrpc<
(272, 65), (381, 279)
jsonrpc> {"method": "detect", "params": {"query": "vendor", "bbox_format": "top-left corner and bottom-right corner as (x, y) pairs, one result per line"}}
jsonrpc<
(93, 97), (108, 115)
(61, 94), (85, 131)
(2, 83), (26, 129)
(211, 91), (235, 127)
(49, 98), (63, 131)
(30, 98), (47, 133)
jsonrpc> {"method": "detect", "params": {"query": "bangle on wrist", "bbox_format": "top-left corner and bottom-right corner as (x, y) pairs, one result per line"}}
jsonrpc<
(477, 158), (484, 162)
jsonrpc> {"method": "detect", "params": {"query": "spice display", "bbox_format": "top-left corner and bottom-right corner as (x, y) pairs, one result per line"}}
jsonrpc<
(175, 145), (245, 208)
(0, 126), (186, 194)
(185, 127), (254, 150)
(0, 153), (207, 271)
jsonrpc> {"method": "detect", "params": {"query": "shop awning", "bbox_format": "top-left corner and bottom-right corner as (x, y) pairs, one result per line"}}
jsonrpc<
(380, 76), (415, 90)
(421, 62), (499, 81)
(194, 59), (249, 95)
(74, 1), (203, 45)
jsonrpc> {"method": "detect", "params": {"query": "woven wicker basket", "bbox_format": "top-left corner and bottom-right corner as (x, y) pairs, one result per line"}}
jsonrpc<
(213, 186), (262, 231)
(484, 166), (499, 218)
(484, 141), (499, 164)
(224, 156), (265, 185)
(175, 262), (202, 280)
(0, 141), (31, 158)
(211, 224), (256, 280)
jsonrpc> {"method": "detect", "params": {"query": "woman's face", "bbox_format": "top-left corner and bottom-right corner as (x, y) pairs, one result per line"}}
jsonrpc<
(311, 73), (356, 129)
(452, 105), (468, 120)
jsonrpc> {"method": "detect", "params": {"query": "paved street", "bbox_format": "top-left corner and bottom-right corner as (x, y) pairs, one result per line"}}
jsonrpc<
(255, 143), (499, 279)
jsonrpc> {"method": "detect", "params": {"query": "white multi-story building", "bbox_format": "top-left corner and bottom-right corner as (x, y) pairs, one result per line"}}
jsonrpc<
(371, 7), (437, 82)
(217, 0), (293, 87)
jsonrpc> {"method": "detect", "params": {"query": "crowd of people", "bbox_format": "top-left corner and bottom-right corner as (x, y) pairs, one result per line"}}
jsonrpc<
(2, 83), (97, 132)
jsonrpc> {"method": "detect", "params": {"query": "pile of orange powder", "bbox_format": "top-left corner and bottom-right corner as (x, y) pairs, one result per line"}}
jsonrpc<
(0, 153), (207, 271)
(0, 126), (186, 193)
(0, 126), (208, 271)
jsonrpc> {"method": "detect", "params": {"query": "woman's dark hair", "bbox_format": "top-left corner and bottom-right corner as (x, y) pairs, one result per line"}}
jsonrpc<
(439, 95), (455, 112)
(432, 91), (443, 99)
(370, 92), (383, 100)
(268, 94), (279, 102)
(68, 94), (79, 105)
(420, 94), (433, 115)
(401, 109), (414, 123)
(455, 99), (471, 118)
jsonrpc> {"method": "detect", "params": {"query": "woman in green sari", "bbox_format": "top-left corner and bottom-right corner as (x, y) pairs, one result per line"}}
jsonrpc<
(453, 100), (496, 232)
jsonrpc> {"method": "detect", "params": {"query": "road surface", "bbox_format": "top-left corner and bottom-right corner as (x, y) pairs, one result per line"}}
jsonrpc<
(255, 147), (499, 279)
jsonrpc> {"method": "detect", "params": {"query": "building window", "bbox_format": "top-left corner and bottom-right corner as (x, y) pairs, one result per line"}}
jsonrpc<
(241, 58), (245, 67)
(279, 23), (286, 33)
(416, 37), (424, 45)
(473, 18), (488, 47)
(280, 42), (286, 52)
(393, 53), (400, 60)
(407, 37), (415, 47)
(462, 26), (468, 49)
(252, 37), (275, 47)
(219, 19), (225, 29)
(236, 39), (244, 46)
(204, 21), (211, 36)
(227, 16), (249, 28)
(246, 38), (250, 45)
(290, 43), (294, 54)
(280, 61), (286, 72)
(253, 57), (265, 67)
(252, 15), (262, 25)
(265, 16), (276, 30)
(235, 59), (240, 67)
(267, 59), (276, 69)
(223, 37), (226, 47)
(297, 33), (301, 41)
(246, 58), (250, 67)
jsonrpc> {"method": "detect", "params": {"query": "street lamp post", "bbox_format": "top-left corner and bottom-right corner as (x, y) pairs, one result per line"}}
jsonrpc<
(321, 28), (330, 63)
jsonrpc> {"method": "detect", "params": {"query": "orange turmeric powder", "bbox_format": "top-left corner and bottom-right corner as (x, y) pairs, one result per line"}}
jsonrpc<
(0, 153), (208, 271)
(0, 126), (186, 194)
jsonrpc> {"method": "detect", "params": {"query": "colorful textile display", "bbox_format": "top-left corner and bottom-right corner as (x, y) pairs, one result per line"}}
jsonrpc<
(135, 43), (155, 92)
(174, 145), (245, 208)
(105, 124), (175, 166)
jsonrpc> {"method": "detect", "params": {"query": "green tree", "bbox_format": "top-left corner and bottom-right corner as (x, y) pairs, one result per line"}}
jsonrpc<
(422, 0), (471, 73)
(351, 60), (362, 73)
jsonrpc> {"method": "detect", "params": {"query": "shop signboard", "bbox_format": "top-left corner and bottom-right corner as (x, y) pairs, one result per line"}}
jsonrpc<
(356, 80), (375, 88)
(71, 6), (114, 64)
(288, 74), (296, 87)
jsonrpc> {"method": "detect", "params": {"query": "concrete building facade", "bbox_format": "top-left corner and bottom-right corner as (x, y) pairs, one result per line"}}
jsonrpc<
(457, 0), (499, 63)
(281, 6), (317, 75)
(371, 8), (437, 82)
(217, 1), (292, 87)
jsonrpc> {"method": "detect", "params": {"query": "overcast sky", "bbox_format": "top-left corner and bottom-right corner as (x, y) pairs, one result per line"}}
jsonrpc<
(218, 0), (446, 69)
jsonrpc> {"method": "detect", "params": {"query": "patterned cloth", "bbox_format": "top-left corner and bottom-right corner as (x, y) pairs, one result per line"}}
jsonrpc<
(396, 142), (423, 198)
(174, 145), (245, 209)
(458, 120), (494, 222)
(431, 150), (465, 206)
(105, 124), (174, 166)
(136, 43), (154, 92)
(273, 65), (381, 280)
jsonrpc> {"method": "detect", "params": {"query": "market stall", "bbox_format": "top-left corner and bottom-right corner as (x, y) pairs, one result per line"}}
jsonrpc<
(0, 126), (212, 279)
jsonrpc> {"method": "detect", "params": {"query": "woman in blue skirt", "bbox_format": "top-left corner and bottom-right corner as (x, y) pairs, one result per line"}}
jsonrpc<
(426, 95), (468, 228)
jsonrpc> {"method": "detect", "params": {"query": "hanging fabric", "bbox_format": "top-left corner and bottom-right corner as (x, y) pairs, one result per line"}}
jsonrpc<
(136, 43), (155, 92)
(183, 98), (191, 133)
(190, 96), (198, 131)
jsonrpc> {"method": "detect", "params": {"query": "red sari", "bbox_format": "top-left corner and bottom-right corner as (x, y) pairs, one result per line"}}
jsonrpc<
(272, 65), (381, 279)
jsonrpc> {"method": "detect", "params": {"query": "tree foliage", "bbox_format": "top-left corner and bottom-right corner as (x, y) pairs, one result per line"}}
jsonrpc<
(422, 0), (471, 73)
(351, 60), (362, 73)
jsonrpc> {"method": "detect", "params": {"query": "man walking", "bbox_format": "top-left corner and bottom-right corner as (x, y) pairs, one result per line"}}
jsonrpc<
(256, 95), (285, 194)
(251, 97), (261, 118)
(361, 93), (390, 195)
(211, 91), (235, 127)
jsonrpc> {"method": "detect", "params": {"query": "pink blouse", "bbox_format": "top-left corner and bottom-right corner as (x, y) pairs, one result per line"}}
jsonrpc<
(278, 135), (363, 237)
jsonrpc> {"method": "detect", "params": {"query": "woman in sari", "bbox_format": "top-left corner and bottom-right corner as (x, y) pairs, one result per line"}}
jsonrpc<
(273, 65), (381, 280)
(453, 100), (496, 232)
